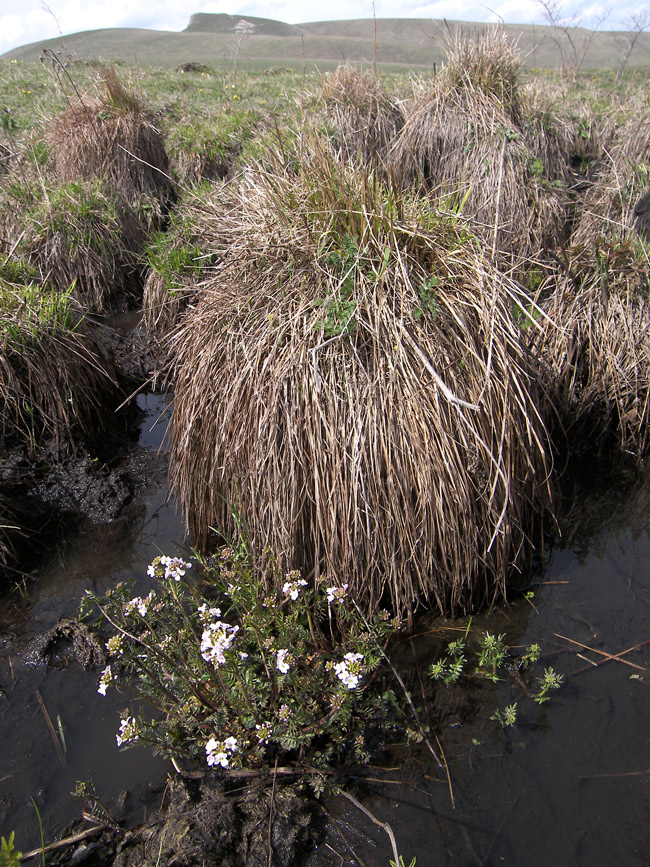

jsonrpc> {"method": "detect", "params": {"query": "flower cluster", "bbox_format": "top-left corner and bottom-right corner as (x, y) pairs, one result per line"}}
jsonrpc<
(148, 555), (192, 582)
(123, 592), (154, 618)
(334, 652), (364, 690)
(105, 634), (124, 656)
(326, 584), (349, 605)
(197, 603), (222, 623)
(205, 735), (238, 768)
(282, 572), (307, 601)
(116, 715), (139, 746)
(97, 665), (114, 696)
(255, 723), (272, 744)
(200, 617), (239, 666)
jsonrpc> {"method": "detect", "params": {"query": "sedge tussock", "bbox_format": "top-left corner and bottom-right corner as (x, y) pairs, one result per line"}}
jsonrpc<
(168, 135), (553, 617)
(571, 108), (650, 247)
(0, 271), (120, 454)
(1, 178), (146, 312)
(391, 28), (571, 262)
(318, 66), (404, 164)
(529, 256), (650, 457)
(45, 65), (174, 223)
(143, 183), (226, 334)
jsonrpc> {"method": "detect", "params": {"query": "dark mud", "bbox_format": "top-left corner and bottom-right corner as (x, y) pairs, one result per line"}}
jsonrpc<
(43, 776), (320, 867)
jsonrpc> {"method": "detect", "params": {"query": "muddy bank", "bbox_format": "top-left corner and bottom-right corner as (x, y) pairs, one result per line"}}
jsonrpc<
(43, 776), (320, 867)
(0, 311), (160, 585)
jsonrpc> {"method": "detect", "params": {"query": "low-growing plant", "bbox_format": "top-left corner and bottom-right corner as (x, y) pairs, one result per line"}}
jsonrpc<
(83, 547), (405, 784)
(0, 832), (22, 867)
(429, 623), (562, 724)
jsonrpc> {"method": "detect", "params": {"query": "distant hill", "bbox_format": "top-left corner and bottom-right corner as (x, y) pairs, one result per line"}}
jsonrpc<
(3, 14), (650, 72)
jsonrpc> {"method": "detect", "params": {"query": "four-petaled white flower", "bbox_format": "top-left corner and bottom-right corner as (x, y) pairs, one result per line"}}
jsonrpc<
(198, 603), (222, 624)
(278, 704), (292, 721)
(255, 723), (272, 744)
(148, 555), (192, 582)
(105, 635), (124, 656)
(282, 577), (308, 601)
(334, 652), (364, 690)
(201, 620), (239, 666)
(206, 735), (238, 767)
(123, 593), (153, 617)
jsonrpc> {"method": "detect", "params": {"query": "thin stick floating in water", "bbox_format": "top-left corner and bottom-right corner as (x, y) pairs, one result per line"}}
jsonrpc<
(554, 633), (646, 671)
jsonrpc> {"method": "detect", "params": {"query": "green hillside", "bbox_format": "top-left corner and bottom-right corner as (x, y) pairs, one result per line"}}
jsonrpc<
(3, 14), (650, 71)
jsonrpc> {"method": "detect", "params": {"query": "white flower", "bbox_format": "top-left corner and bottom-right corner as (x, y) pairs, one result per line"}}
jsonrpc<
(160, 555), (192, 582)
(105, 635), (124, 656)
(276, 648), (291, 674)
(326, 584), (349, 604)
(198, 603), (222, 624)
(116, 715), (139, 746)
(206, 735), (238, 767)
(97, 665), (113, 696)
(334, 652), (364, 690)
(148, 555), (192, 582)
(123, 592), (154, 618)
(282, 577), (307, 601)
(278, 704), (292, 721)
(255, 723), (272, 744)
(201, 620), (239, 666)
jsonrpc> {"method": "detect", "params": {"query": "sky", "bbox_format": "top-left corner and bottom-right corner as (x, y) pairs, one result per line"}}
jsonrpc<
(0, 0), (642, 57)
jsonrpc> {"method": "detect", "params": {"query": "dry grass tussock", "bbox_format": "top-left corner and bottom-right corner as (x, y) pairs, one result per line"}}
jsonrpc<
(529, 256), (650, 457)
(0, 271), (119, 454)
(527, 104), (650, 458)
(318, 66), (404, 164)
(168, 135), (553, 616)
(571, 109), (650, 247)
(45, 66), (174, 222)
(391, 28), (571, 262)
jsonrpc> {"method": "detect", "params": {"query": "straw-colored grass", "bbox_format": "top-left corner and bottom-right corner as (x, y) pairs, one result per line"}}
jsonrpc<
(528, 252), (650, 457)
(45, 66), (174, 222)
(0, 272), (119, 453)
(167, 134), (553, 617)
(391, 29), (571, 262)
(318, 66), (404, 163)
(571, 109), (650, 247)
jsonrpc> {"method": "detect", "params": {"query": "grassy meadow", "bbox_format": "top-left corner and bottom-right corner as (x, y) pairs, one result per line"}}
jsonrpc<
(0, 27), (649, 616)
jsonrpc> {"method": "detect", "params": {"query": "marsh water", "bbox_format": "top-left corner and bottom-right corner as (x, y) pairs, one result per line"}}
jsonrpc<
(3, 423), (650, 864)
(313, 467), (650, 866)
(0, 392), (181, 851)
